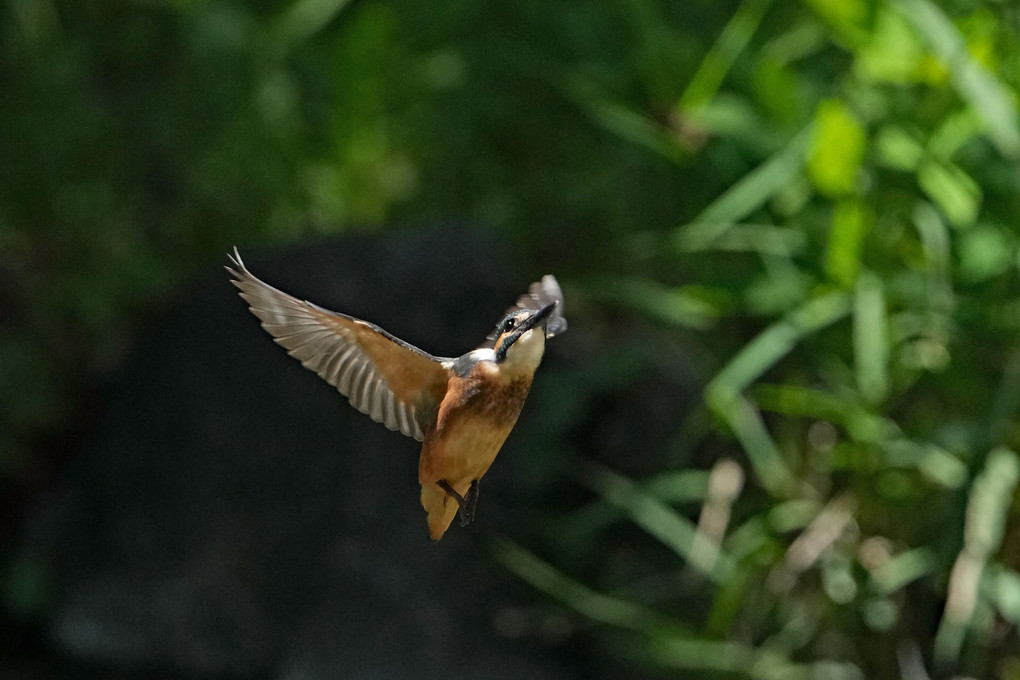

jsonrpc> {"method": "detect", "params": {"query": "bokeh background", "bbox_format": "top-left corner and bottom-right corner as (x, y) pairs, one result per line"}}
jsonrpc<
(5, 0), (1020, 677)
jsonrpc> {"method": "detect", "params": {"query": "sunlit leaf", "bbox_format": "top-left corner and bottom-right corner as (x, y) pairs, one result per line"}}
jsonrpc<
(875, 125), (924, 170)
(854, 7), (927, 83)
(804, 0), (868, 44)
(808, 99), (866, 197)
(917, 161), (981, 228)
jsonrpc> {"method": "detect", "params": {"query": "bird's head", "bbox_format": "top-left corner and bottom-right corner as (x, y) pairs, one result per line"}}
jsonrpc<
(492, 302), (557, 372)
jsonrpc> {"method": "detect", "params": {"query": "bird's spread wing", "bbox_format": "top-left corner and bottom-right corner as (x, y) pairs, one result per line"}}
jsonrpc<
(227, 249), (451, 441)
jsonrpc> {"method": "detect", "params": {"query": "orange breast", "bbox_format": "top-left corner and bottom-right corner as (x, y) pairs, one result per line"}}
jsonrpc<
(418, 368), (533, 539)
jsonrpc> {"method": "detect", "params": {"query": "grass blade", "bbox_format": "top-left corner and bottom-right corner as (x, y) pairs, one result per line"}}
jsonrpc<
(853, 271), (889, 404)
(707, 292), (851, 405)
(493, 538), (683, 633)
(682, 129), (812, 247)
(576, 462), (734, 580)
(680, 0), (775, 110)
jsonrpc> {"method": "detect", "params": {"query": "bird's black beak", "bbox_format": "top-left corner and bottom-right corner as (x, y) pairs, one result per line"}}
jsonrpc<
(520, 302), (557, 333)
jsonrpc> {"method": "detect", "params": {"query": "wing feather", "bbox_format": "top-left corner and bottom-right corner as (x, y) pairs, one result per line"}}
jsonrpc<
(227, 248), (452, 441)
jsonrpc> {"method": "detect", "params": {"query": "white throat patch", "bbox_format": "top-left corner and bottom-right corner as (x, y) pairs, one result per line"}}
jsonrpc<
(502, 328), (546, 375)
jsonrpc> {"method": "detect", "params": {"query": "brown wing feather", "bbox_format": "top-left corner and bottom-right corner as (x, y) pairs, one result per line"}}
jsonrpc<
(227, 248), (451, 441)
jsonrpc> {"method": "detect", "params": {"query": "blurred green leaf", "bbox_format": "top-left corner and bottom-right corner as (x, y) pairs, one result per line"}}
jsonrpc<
(958, 224), (1014, 283)
(869, 547), (936, 595)
(585, 276), (721, 329)
(854, 6), (927, 83)
(723, 395), (798, 496)
(556, 470), (711, 544)
(861, 598), (899, 632)
(965, 449), (1019, 558)
(917, 161), (981, 228)
(707, 292), (852, 406)
(683, 129), (812, 245)
(804, 0), (868, 44)
(645, 470), (713, 502)
(651, 632), (864, 679)
(853, 271), (889, 404)
(744, 269), (812, 316)
(875, 125), (924, 170)
(767, 499), (825, 533)
(912, 201), (955, 313)
(577, 462), (735, 580)
(274, 0), (353, 46)
(754, 384), (894, 442)
(992, 566), (1020, 626)
(679, 0), (773, 110)
(807, 100), (866, 197)
(494, 538), (684, 633)
(707, 293), (851, 494)
(575, 92), (694, 165)
(880, 439), (968, 488)
(935, 448), (1020, 665)
(671, 224), (807, 257)
(825, 198), (872, 287)
(929, 110), (983, 160)
(753, 23), (825, 123)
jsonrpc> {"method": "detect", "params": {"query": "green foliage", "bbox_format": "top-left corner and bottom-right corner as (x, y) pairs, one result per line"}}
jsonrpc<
(490, 1), (1020, 678)
(5, 0), (1020, 677)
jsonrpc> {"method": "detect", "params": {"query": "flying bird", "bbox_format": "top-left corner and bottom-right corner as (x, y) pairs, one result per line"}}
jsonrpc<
(227, 249), (566, 540)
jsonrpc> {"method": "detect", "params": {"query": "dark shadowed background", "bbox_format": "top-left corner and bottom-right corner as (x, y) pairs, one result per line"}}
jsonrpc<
(5, 0), (1020, 678)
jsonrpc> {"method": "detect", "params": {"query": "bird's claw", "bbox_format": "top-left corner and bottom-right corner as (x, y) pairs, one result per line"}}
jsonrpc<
(438, 479), (480, 527)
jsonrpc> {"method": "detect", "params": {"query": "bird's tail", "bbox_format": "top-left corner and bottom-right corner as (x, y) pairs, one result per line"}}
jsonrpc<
(421, 484), (458, 541)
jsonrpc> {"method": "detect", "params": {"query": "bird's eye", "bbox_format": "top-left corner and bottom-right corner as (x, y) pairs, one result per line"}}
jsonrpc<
(503, 317), (516, 331)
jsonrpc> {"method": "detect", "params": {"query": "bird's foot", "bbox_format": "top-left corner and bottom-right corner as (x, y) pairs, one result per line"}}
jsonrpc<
(438, 479), (480, 527)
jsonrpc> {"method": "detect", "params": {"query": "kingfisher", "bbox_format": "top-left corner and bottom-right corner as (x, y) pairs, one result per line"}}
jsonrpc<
(226, 248), (566, 540)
